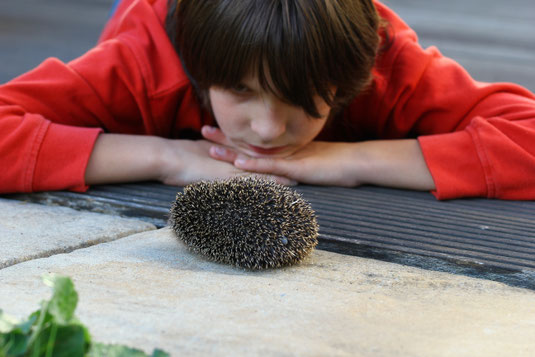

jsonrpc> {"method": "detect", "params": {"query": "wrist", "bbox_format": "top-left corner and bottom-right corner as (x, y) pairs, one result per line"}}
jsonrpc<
(352, 139), (436, 191)
(156, 138), (198, 185)
(153, 137), (180, 184)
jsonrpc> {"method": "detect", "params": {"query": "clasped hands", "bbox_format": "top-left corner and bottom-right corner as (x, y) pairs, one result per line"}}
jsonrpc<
(200, 125), (363, 187)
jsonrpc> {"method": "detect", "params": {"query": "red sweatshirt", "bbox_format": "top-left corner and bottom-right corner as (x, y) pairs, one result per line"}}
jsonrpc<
(1, 0), (534, 199)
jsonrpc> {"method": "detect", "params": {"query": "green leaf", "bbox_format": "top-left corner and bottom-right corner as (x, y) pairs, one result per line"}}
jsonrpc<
(87, 343), (170, 357)
(27, 322), (89, 357)
(27, 304), (52, 352)
(25, 275), (82, 356)
(1, 276), (168, 357)
(42, 275), (78, 324)
(15, 316), (36, 336)
(1, 331), (29, 357)
(0, 310), (34, 335)
(88, 343), (150, 357)
(0, 310), (38, 356)
(50, 323), (88, 357)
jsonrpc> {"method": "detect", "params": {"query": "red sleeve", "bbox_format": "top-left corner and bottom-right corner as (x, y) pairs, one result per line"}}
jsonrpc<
(0, 56), (110, 194)
(0, 0), (190, 193)
(0, 34), (150, 193)
(367, 2), (535, 200)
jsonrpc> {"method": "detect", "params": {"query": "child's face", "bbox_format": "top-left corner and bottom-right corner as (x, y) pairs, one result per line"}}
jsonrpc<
(208, 75), (333, 158)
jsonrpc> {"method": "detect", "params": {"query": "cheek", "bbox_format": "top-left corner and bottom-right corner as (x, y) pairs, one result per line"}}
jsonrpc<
(209, 91), (242, 132)
(209, 92), (230, 120)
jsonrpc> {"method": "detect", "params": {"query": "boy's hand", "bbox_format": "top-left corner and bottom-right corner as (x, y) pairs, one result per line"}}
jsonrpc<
(85, 133), (294, 187)
(201, 126), (362, 187)
(202, 125), (436, 190)
(158, 139), (295, 186)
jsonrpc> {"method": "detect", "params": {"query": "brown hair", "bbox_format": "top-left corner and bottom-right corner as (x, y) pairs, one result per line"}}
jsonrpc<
(166, 0), (383, 118)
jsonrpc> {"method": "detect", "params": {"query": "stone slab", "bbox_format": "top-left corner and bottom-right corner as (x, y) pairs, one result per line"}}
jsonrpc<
(0, 227), (534, 356)
(0, 198), (155, 268)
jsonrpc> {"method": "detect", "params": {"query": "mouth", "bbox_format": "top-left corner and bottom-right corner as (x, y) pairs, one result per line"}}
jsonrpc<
(247, 144), (288, 155)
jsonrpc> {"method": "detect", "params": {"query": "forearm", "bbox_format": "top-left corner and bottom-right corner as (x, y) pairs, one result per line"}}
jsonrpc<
(84, 133), (166, 185)
(356, 139), (436, 191)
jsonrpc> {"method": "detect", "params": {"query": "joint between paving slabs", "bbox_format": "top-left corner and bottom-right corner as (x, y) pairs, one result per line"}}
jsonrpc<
(0, 230), (156, 270)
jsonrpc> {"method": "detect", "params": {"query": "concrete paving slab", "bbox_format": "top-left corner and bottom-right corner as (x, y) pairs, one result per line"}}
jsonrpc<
(0, 227), (534, 356)
(0, 198), (155, 269)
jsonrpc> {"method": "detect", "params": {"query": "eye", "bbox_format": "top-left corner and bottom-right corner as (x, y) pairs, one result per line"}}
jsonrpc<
(231, 84), (251, 94)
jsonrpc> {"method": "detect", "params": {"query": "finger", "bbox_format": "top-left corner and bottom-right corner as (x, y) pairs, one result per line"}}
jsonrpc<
(209, 145), (239, 163)
(240, 173), (298, 186)
(234, 155), (292, 178)
(201, 125), (231, 146)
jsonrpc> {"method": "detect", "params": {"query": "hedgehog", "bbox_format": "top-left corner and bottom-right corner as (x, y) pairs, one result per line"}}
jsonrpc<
(169, 176), (319, 269)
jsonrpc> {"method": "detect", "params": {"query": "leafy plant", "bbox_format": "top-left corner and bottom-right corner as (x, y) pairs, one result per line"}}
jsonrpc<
(0, 275), (169, 357)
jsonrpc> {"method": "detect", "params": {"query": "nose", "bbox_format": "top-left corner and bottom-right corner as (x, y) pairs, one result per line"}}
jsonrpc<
(250, 99), (288, 143)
